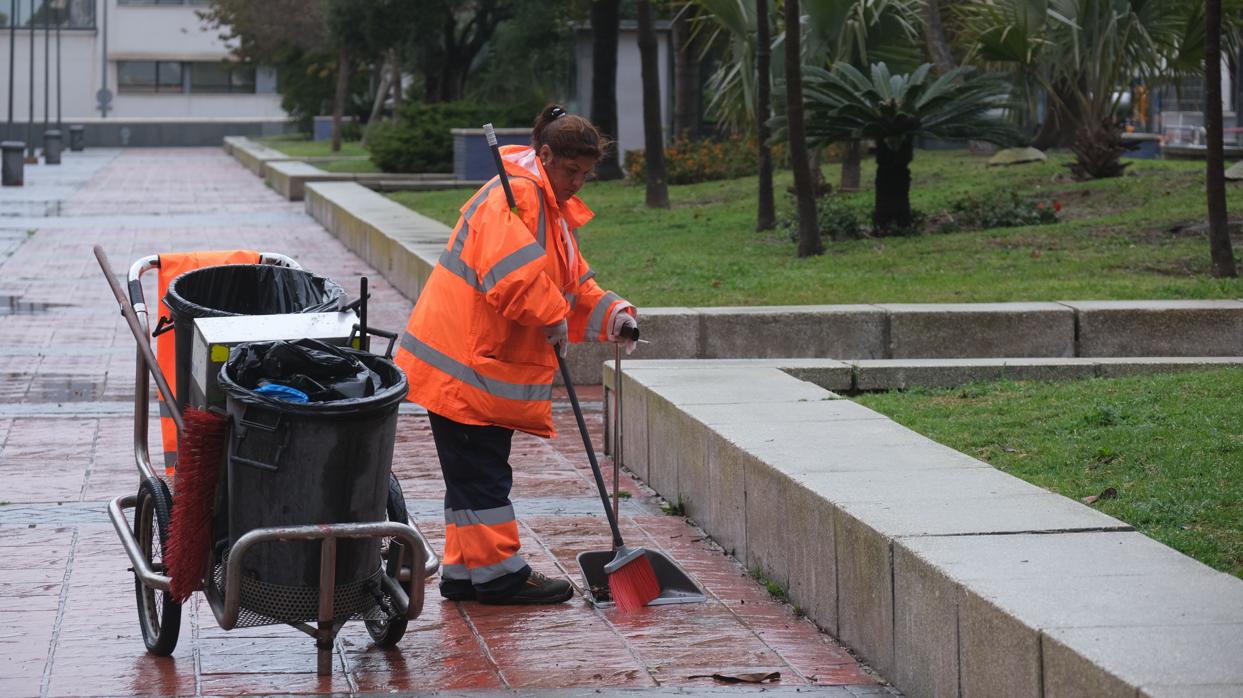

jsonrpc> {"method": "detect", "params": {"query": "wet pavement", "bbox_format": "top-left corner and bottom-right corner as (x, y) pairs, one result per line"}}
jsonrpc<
(0, 149), (891, 697)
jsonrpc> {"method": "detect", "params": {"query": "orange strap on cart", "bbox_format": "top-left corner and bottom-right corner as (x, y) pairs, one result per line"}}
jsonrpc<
(155, 250), (259, 476)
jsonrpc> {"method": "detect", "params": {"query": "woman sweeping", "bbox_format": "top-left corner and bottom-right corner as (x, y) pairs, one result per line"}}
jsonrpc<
(393, 105), (638, 604)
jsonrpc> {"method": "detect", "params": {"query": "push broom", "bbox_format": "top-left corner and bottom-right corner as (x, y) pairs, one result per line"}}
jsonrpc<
(482, 125), (659, 611)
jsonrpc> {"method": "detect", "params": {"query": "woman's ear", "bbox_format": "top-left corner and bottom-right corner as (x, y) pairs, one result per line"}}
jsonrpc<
(538, 144), (553, 167)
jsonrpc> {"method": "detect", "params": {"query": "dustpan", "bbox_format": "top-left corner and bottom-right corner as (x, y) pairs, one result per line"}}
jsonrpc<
(574, 342), (705, 608)
(577, 549), (705, 607)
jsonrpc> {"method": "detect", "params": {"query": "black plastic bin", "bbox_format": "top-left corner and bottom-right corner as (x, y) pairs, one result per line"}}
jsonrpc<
(163, 264), (345, 415)
(217, 339), (408, 621)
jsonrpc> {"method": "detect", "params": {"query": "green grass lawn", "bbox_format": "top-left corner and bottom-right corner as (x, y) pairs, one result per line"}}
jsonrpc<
(389, 150), (1243, 306)
(257, 135), (370, 159)
(852, 368), (1243, 578)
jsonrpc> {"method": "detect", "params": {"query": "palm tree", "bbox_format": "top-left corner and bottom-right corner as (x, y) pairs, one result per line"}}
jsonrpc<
(591, 0), (623, 180)
(1205, 0), (1238, 277)
(794, 62), (1024, 234)
(638, 0), (669, 207)
(785, 0), (821, 256)
(957, 0), (1242, 180)
(755, 0), (776, 230)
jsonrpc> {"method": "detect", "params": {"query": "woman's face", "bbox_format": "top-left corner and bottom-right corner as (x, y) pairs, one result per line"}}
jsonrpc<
(539, 144), (596, 202)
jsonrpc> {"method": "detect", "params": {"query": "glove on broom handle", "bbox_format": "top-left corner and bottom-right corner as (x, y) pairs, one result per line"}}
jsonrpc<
(558, 353), (627, 550)
(483, 123), (518, 210)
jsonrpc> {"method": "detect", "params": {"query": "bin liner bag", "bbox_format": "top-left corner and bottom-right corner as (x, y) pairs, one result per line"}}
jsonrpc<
(165, 264), (345, 318)
(226, 338), (381, 402)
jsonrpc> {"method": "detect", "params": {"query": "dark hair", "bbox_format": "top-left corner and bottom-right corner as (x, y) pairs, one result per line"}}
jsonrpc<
(531, 104), (612, 162)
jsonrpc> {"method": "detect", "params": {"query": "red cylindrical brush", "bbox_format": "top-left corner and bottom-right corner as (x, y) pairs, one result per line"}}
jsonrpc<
(165, 407), (228, 602)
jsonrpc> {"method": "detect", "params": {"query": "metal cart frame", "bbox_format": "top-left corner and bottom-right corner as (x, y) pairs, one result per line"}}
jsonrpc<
(93, 246), (438, 675)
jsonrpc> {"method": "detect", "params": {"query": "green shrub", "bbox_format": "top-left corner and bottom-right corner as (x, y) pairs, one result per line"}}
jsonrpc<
(941, 190), (1061, 232)
(624, 135), (759, 185)
(781, 195), (869, 241)
(368, 101), (539, 174)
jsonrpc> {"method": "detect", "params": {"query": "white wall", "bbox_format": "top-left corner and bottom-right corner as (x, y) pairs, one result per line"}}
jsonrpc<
(574, 22), (673, 160)
(0, 0), (282, 123)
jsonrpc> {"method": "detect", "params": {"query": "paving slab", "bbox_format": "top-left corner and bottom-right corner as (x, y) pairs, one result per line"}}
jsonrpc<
(0, 147), (884, 697)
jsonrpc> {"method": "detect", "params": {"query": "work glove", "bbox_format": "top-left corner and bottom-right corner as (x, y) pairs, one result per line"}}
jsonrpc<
(608, 311), (638, 355)
(544, 318), (568, 357)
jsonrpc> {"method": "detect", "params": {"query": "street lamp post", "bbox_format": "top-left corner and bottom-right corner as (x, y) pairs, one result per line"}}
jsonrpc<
(25, 0), (33, 161)
(42, 0), (48, 138)
(6, 0), (16, 141)
(54, 0), (61, 132)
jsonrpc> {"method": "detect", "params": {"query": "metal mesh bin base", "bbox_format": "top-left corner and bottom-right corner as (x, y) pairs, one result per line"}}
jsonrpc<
(211, 562), (392, 628)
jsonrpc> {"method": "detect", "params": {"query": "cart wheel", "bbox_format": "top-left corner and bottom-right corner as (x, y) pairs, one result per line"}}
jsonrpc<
(133, 476), (182, 656)
(366, 475), (409, 647)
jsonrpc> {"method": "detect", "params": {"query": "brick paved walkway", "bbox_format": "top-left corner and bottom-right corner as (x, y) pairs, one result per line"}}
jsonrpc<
(0, 149), (890, 697)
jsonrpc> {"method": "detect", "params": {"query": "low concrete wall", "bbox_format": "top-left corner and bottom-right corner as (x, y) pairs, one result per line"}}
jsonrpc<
(229, 136), (294, 177)
(295, 179), (1243, 384)
(606, 360), (1243, 698)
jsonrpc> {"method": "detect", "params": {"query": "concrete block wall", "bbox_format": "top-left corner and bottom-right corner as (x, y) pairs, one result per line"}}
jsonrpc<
(289, 180), (1243, 386)
(606, 360), (1243, 697)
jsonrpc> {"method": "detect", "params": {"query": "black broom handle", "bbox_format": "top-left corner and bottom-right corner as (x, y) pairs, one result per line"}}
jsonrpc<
(558, 354), (626, 549)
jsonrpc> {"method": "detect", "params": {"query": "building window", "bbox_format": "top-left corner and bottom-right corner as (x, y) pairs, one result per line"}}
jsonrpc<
(117, 0), (212, 5)
(1, 0), (96, 29)
(117, 61), (258, 95)
(191, 63), (257, 94)
(117, 61), (184, 93)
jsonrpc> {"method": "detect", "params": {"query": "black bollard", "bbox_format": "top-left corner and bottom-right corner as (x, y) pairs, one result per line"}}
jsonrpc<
(43, 129), (62, 165)
(69, 125), (84, 151)
(2, 140), (25, 186)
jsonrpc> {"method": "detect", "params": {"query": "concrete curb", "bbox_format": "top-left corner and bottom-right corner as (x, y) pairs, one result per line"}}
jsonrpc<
(287, 178), (1243, 385)
(228, 136), (295, 176)
(605, 360), (1243, 698)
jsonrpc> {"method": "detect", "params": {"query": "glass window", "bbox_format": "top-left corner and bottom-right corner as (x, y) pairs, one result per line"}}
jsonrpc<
(117, 61), (158, 92)
(2, 0), (95, 29)
(158, 61), (183, 92)
(118, 61), (185, 93)
(190, 62), (256, 94)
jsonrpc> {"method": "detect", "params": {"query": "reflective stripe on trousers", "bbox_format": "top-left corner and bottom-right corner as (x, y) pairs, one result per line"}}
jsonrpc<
(427, 411), (531, 594)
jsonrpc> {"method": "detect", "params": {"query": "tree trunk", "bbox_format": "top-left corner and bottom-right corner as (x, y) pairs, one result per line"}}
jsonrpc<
(331, 47), (349, 153)
(1205, 0), (1238, 277)
(840, 140), (863, 192)
(672, 3), (701, 140)
(365, 56), (394, 140)
(591, 0), (624, 180)
(784, 0), (821, 257)
(638, 0), (669, 207)
(755, 0), (775, 231)
(874, 139), (914, 234)
(1032, 81), (1079, 150)
(389, 47), (403, 116)
(923, 0), (956, 74)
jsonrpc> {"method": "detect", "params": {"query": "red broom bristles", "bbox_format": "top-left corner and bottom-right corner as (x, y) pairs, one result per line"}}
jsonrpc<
(608, 554), (661, 613)
(165, 407), (228, 603)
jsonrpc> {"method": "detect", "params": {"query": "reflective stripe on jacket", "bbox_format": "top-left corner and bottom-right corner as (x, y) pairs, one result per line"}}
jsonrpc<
(394, 145), (632, 437)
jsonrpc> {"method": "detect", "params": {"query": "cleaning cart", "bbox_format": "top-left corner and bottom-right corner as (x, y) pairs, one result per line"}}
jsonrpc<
(94, 246), (438, 675)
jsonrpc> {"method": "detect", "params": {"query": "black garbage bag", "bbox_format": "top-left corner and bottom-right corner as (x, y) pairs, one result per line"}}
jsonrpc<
(226, 338), (381, 401)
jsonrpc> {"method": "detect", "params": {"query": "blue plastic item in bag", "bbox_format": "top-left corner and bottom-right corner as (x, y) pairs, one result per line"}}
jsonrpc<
(254, 382), (310, 403)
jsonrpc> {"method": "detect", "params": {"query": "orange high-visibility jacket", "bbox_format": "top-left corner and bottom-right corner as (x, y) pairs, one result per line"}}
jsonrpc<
(394, 145), (632, 438)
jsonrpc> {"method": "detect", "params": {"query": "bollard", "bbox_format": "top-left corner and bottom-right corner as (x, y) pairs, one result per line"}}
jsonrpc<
(43, 130), (63, 165)
(69, 125), (85, 151)
(1, 141), (25, 186)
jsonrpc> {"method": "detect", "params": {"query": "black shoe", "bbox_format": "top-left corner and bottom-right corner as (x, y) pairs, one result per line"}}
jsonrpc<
(478, 571), (573, 605)
(439, 579), (477, 601)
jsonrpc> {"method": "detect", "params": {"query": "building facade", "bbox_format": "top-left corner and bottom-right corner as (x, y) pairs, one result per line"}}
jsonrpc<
(1, 0), (288, 146)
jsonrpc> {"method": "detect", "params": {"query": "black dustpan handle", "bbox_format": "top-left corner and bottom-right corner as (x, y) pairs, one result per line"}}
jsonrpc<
(557, 352), (626, 549)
